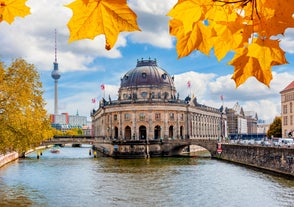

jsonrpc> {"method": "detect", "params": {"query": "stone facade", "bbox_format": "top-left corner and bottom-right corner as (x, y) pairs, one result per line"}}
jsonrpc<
(91, 59), (224, 141)
(280, 81), (294, 137)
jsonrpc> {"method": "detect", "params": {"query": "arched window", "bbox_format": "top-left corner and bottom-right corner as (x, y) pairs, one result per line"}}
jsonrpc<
(114, 127), (118, 139)
(125, 126), (131, 140)
(169, 125), (174, 138)
(180, 126), (184, 139)
(139, 125), (147, 139)
(154, 125), (161, 139)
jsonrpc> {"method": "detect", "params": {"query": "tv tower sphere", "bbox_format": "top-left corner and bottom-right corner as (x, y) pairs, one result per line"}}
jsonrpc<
(51, 62), (61, 80)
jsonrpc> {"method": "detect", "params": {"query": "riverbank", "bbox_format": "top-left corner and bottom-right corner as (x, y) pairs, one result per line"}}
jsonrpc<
(0, 146), (49, 168)
(0, 152), (19, 168)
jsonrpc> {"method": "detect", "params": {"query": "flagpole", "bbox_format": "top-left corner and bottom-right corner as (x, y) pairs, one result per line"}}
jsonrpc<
(187, 80), (191, 97)
(101, 84), (105, 99)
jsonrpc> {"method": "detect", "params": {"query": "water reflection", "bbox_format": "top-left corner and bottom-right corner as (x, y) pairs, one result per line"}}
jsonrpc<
(0, 147), (293, 207)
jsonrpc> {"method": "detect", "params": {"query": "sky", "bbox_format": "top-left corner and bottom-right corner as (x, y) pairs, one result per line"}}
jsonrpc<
(1, 0), (294, 124)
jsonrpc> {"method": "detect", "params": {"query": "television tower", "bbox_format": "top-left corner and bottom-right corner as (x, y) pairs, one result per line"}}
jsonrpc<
(51, 29), (61, 115)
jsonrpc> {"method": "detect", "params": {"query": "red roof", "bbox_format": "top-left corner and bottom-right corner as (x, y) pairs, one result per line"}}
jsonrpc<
(281, 81), (294, 93)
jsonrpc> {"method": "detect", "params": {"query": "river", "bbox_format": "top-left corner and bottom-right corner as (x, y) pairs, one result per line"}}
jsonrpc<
(0, 146), (293, 207)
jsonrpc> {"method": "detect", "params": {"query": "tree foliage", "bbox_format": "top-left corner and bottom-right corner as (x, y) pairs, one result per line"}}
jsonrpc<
(267, 116), (282, 138)
(65, 128), (84, 136)
(0, 59), (53, 153)
(1, 0), (294, 87)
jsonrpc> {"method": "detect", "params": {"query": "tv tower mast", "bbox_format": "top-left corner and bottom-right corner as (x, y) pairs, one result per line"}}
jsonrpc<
(51, 29), (61, 115)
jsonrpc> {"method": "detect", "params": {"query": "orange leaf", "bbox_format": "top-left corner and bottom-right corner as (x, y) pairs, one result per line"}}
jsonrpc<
(248, 38), (288, 69)
(229, 46), (273, 87)
(170, 19), (212, 58)
(167, 0), (214, 34)
(0, 0), (30, 24)
(66, 0), (141, 50)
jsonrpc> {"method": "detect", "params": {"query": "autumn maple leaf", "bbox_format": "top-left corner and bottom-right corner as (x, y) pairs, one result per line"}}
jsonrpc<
(66, 0), (141, 50)
(167, 0), (214, 34)
(229, 46), (273, 87)
(229, 37), (287, 87)
(248, 38), (288, 69)
(167, 0), (293, 87)
(0, 0), (30, 24)
(170, 19), (213, 58)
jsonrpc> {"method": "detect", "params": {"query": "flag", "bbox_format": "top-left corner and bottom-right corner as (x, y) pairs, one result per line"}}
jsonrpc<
(187, 80), (191, 88)
(220, 95), (224, 101)
(100, 84), (105, 91)
(91, 98), (96, 103)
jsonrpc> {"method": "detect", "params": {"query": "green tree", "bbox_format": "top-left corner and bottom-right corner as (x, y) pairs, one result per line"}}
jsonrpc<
(0, 59), (53, 153)
(65, 128), (84, 136)
(267, 116), (282, 138)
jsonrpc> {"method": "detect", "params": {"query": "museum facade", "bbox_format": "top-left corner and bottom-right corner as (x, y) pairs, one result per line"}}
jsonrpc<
(91, 59), (225, 141)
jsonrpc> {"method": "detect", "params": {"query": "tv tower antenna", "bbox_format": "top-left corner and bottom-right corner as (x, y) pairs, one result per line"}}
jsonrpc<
(51, 29), (61, 115)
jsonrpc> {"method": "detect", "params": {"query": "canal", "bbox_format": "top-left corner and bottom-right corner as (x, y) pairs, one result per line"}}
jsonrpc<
(0, 147), (293, 207)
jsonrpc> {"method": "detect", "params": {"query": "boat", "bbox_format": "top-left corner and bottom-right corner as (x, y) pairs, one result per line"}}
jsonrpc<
(50, 148), (60, 153)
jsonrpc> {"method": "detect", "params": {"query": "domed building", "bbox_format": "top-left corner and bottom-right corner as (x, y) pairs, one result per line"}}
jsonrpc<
(91, 59), (224, 141)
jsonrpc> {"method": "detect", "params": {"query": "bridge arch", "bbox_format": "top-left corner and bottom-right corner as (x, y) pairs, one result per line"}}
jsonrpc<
(167, 139), (218, 157)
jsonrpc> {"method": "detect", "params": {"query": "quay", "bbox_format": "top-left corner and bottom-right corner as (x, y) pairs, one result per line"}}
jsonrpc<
(42, 136), (294, 177)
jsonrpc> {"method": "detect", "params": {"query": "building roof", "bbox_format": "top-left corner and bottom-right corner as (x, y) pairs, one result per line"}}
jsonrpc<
(244, 111), (258, 120)
(120, 59), (175, 88)
(280, 80), (294, 93)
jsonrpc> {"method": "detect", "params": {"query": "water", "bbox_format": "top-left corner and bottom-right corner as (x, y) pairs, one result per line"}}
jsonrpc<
(0, 147), (293, 207)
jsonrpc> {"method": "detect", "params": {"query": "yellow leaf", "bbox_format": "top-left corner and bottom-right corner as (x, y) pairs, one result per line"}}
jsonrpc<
(229, 46), (273, 87)
(167, 0), (214, 34)
(170, 19), (212, 58)
(212, 20), (244, 61)
(248, 38), (288, 69)
(66, 0), (141, 50)
(0, 0), (30, 24)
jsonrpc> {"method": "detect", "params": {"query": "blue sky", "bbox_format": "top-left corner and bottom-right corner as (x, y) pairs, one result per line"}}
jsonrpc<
(1, 0), (294, 123)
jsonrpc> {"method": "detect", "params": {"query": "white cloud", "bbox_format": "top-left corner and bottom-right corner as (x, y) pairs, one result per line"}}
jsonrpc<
(129, 0), (177, 15)
(0, 0), (125, 73)
(129, 30), (173, 48)
(0, 0), (179, 72)
(174, 71), (216, 99)
(280, 28), (294, 53)
(174, 71), (294, 124)
(128, 0), (176, 48)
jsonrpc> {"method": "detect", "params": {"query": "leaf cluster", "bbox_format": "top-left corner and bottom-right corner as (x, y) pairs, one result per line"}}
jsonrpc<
(168, 0), (292, 87)
(0, 59), (53, 153)
(1, 0), (294, 87)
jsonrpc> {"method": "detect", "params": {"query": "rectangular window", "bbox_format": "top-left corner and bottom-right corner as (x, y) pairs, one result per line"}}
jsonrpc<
(170, 113), (174, 120)
(284, 116), (288, 126)
(125, 113), (131, 121)
(180, 113), (184, 121)
(283, 105), (288, 114)
(155, 113), (161, 120)
(139, 113), (145, 121)
(114, 114), (117, 121)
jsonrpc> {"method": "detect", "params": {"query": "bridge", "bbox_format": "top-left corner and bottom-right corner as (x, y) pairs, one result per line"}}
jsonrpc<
(42, 136), (218, 158)
(41, 135), (110, 147)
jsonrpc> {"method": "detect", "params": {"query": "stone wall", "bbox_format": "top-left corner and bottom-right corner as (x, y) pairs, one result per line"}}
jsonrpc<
(217, 144), (294, 177)
(0, 152), (19, 168)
